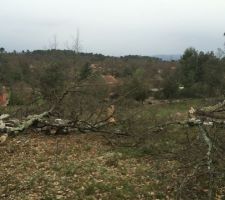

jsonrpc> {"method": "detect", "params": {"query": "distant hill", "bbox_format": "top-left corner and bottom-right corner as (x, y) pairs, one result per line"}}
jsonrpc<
(154, 54), (181, 61)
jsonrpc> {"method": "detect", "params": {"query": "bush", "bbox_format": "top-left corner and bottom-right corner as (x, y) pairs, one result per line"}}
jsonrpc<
(123, 78), (148, 102)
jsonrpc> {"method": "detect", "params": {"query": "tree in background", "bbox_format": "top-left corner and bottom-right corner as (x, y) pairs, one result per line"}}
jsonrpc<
(40, 62), (67, 101)
(162, 74), (179, 98)
(163, 47), (225, 98)
(79, 62), (91, 81)
(49, 35), (58, 50)
(122, 68), (148, 103)
(72, 29), (82, 54)
(179, 48), (199, 87)
(217, 33), (225, 58)
(0, 47), (5, 54)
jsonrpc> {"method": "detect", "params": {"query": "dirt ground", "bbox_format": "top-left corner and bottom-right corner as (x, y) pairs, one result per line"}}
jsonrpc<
(0, 132), (176, 200)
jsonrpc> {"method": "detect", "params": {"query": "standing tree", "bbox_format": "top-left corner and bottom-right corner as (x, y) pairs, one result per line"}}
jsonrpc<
(71, 29), (82, 54)
(40, 63), (66, 101)
(79, 62), (91, 81)
(49, 34), (58, 50)
(217, 33), (225, 58)
(0, 47), (5, 53)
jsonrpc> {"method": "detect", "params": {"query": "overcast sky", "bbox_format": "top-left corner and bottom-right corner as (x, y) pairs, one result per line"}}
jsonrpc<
(0, 0), (225, 56)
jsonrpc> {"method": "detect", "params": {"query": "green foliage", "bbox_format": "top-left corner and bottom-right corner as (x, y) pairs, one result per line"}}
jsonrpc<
(10, 90), (23, 105)
(0, 47), (5, 53)
(121, 66), (134, 77)
(40, 62), (67, 99)
(79, 62), (91, 80)
(133, 68), (145, 80)
(124, 78), (148, 102)
(163, 48), (225, 98)
(162, 74), (179, 98)
(120, 68), (148, 102)
(179, 48), (199, 86)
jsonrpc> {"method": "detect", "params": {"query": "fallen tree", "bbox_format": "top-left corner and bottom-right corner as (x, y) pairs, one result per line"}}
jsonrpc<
(131, 99), (225, 199)
(1, 92), (224, 143)
(0, 84), (126, 143)
(0, 104), (118, 142)
(0, 89), (225, 199)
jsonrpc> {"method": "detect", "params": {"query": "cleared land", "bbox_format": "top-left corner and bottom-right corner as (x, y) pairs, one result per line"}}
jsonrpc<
(0, 100), (224, 200)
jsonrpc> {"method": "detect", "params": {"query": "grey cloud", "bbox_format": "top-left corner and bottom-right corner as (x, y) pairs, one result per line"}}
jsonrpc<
(0, 0), (225, 55)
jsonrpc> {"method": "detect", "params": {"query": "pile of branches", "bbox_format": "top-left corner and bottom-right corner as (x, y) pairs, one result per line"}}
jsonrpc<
(182, 100), (225, 199)
(0, 85), (123, 144)
(156, 100), (225, 199)
(0, 83), (225, 198)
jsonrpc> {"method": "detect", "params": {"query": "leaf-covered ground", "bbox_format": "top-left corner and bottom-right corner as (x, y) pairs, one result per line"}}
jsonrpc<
(0, 132), (178, 200)
(1, 100), (224, 200)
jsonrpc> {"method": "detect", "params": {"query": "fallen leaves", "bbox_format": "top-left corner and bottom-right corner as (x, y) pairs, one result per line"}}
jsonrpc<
(0, 133), (185, 199)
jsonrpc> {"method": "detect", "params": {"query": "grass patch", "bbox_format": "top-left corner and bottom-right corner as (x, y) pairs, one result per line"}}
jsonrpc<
(115, 147), (154, 158)
(59, 162), (79, 176)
